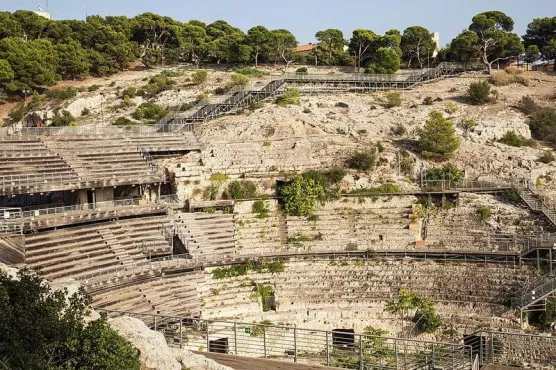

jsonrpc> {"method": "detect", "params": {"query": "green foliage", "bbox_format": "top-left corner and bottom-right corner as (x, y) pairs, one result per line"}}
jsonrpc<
(275, 88), (300, 107)
(419, 111), (460, 160)
(401, 26), (437, 68)
(345, 242), (358, 251)
(228, 180), (257, 199)
(349, 184), (401, 195)
(413, 308), (442, 333)
(503, 188), (521, 204)
(381, 91), (402, 108)
(234, 67), (267, 77)
(132, 102), (167, 121)
(523, 17), (556, 70)
(144, 73), (175, 95)
(46, 87), (78, 100)
(252, 200), (270, 219)
(425, 164), (464, 182)
(538, 151), (555, 164)
(347, 149), (377, 171)
(529, 108), (556, 146)
(114, 117), (134, 126)
(365, 47), (401, 74)
(51, 110), (76, 126)
(122, 86), (137, 99)
(0, 269), (140, 370)
(252, 285), (274, 311)
(458, 118), (478, 133)
(498, 131), (535, 147)
(88, 84), (101, 92)
(477, 206), (492, 221)
(422, 96), (434, 105)
(228, 73), (249, 87)
(191, 70), (208, 85)
(209, 173), (229, 183)
(468, 81), (491, 105)
(296, 67), (308, 73)
(211, 261), (285, 279)
(280, 175), (326, 216)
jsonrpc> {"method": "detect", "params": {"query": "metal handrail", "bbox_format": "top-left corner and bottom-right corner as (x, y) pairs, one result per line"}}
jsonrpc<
(0, 124), (196, 137)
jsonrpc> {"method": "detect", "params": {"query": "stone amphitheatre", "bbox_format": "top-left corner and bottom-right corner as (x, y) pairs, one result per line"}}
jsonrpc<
(2, 43), (556, 370)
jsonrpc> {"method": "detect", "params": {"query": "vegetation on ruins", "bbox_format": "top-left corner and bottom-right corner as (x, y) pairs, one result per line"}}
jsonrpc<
(491, 67), (530, 86)
(227, 73), (249, 88)
(275, 88), (301, 107)
(0, 269), (140, 369)
(419, 111), (460, 160)
(191, 69), (208, 85)
(51, 109), (77, 127)
(386, 289), (442, 334)
(132, 102), (167, 121)
(211, 261), (285, 279)
(425, 164), (464, 182)
(279, 175), (327, 216)
(349, 184), (401, 196)
(538, 151), (555, 164)
(252, 200), (270, 219)
(381, 91), (402, 108)
(529, 108), (556, 147)
(477, 206), (492, 221)
(347, 149), (377, 171)
(251, 284), (275, 312)
(529, 299), (556, 330)
(502, 188), (521, 204)
(227, 180), (258, 200)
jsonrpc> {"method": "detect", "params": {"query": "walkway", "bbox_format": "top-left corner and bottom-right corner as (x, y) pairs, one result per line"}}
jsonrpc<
(198, 352), (337, 370)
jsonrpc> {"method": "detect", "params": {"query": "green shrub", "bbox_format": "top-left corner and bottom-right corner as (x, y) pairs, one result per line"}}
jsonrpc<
(51, 110), (76, 126)
(529, 108), (556, 145)
(209, 173), (229, 183)
(228, 180), (257, 199)
(477, 207), (492, 221)
(538, 151), (555, 164)
(132, 103), (167, 121)
(345, 242), (358, 251)
(349, 184), (401, 195)
(7, 105), (25, 124)
(423, 96), (434, 105)
(425, 164), (464, 182)
(413, 308), (442, 333)
(191, 70), (208, 85)
(114, 116), (134, 126)
(122, 87), (136, 99)
(519, 96), (541, 115)
(347, 149), (377, 171)
(444, 102), (458, 114)
(503, 188), (521, 204)
(391, 123), (406, 136)
(228, 73), (249, 87)
(468, 81), (491, 105)
(279, 175), (326, 216)
(335, 102), (349, 108)
(145, 73), (175, 95)
(382, 91), (402, 108)
(275, 88), (301, 107)
(498, 131), (528, 147)
(234, 67), (267, 77)
(250, 101), (264, 111)
(87, 84), (101, 92)
(46, 87), (78, 100)
(296, 67), (308, 73)
(458, 118), (478, 132)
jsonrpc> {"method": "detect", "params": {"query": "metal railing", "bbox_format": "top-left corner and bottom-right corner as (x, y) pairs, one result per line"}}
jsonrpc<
(20, 197), (163, 219)
(0, 124), (196, 137)
(467, 330), (556, 369)
(97, 308), (473, 370)
(511, 275), (556, 309)
(0, 207), (23, 233)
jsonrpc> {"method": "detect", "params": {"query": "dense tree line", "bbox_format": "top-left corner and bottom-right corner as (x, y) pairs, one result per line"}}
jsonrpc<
(0, 10), (554, 97)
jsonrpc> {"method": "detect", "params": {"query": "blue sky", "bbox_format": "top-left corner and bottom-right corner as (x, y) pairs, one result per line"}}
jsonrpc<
(4, 0), (556, 46)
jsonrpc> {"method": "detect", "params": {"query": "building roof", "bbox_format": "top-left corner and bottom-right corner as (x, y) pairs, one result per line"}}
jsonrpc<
(295, 43), (317, 53)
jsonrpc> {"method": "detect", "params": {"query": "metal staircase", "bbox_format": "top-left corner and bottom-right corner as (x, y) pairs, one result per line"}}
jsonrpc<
(156, 62), (485, 125)
(511, 274), (556, 311)
(518, 183), (556, 227)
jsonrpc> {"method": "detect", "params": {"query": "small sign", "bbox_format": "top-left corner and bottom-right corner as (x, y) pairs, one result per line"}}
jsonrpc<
(244, 328), (251, 334)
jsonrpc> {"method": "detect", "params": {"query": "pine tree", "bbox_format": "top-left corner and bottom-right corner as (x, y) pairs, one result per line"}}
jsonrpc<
(419, 111), (460, 160)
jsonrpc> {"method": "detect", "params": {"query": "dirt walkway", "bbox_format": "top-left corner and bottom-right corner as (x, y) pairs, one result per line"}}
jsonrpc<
(196, 352), (337, 370)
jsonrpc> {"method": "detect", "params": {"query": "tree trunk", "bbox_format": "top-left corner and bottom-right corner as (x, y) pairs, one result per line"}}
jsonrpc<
(254, 52), (259, 68)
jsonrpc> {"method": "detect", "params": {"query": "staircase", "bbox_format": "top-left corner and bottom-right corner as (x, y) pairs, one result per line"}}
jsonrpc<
(156, 62), (485, 125)
(518, 184), (556, 227)
(511, 275), (556, 310)
(98, 228), (135, 267)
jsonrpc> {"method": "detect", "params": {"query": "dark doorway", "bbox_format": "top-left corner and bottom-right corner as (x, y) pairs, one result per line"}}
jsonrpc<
(209, 337), (229, 354)
(332, 329), (355, 350)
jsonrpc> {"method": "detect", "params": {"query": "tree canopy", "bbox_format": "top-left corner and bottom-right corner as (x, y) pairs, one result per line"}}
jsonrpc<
(523, 17), (556, 70)
(0, 269), (140, 369)
(419, 111), (460, 160)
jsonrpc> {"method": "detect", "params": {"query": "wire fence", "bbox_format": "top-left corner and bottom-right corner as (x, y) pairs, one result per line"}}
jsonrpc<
(98, 308), (473, 370)
(0, 124), (195, 137)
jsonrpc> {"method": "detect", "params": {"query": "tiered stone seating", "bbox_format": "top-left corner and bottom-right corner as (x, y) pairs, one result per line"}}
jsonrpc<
(91, 270), (203, 317)
(285, 197), (419, 251)
(0, 235), (24, 265)
(174, 211), (235, 259)
(0, 140), (79, 194)
(426, 194), (548, 251)
(105, 216), (173, 262)
(234, 200), (282, 256)
(25, 223), (122, 280)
